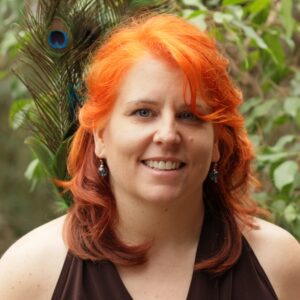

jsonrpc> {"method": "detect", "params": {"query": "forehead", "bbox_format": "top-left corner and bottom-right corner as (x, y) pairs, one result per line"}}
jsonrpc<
(115, 53), (209, 111)
(118, 53), (182, 94)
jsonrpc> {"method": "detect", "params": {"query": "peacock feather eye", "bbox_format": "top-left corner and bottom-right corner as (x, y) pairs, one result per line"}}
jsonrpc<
(47, 17), (72, 52)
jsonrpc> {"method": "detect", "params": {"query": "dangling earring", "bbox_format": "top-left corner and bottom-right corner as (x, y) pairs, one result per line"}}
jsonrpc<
(209, 162), (219, 183)
(98, 159), (108, 177)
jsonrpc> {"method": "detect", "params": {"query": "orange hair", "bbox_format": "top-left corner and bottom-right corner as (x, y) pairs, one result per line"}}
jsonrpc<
(63, 14), (265, 275)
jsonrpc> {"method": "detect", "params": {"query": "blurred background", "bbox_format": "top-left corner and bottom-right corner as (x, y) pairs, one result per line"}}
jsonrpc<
(1, 0), (300, 256)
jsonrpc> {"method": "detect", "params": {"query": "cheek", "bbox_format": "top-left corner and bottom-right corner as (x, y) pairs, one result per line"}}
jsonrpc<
(104, 127), (146, 161)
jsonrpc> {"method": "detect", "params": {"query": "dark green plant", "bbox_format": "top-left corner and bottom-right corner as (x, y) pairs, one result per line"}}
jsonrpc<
(178, 0), (300, 238)
(9, 0), (178, 209)
(8, 0), (300, 239)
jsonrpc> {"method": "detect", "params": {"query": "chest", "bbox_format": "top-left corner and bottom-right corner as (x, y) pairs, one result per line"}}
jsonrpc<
(117, 261), (195, 300)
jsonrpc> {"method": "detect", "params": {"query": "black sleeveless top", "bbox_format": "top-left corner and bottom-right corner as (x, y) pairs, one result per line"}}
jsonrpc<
(52, 214), (278, 300)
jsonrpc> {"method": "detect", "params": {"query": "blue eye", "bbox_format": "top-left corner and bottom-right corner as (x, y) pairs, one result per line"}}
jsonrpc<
(134, 109), (152, 117)
(178, 111), (199, 121)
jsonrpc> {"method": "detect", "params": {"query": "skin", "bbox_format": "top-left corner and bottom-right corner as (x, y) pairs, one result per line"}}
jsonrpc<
(0, 55), (299, 299)
(93, 54), (220, 299)
(94, 54), (219, 247)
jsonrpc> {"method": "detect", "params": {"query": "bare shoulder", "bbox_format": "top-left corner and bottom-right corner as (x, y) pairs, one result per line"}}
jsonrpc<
(0, 215), (68, 300)
(243, 217), (300, 300)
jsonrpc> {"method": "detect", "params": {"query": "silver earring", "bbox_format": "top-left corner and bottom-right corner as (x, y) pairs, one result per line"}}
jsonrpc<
(209, 162), (219, 183)
(98, 159), (108, 177)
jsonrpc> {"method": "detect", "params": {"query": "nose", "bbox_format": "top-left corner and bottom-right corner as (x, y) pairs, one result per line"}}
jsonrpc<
(153, 114), (181, 146)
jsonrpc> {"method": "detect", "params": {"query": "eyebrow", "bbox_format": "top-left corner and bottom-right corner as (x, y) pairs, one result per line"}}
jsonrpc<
(126, 99), (205, 110)
(126, 99), (158, 105)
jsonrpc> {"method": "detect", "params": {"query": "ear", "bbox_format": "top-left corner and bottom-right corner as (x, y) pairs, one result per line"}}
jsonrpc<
(211, 141), (220, 163)
(93, 129), (106, 158)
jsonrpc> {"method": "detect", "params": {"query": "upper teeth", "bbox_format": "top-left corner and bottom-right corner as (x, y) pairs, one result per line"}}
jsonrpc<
(144, 160), (181, 170)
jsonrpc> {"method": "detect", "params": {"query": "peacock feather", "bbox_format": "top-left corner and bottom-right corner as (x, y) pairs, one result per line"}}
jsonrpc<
(14, 0), (178, 205)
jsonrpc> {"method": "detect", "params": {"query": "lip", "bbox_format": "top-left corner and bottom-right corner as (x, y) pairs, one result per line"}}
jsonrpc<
(141, 157), (185, 163)
(140, 157), (186, 172)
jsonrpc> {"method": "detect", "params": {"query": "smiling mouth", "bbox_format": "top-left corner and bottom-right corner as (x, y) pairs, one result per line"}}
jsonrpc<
(142, 160), (186, 171)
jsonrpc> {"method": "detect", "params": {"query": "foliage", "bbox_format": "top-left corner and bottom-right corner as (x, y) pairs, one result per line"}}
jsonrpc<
(10, 0), (178, 206)
(179, 0), (300, 239)
(4, 0), (300, 240)
(0, 0), (57, 255)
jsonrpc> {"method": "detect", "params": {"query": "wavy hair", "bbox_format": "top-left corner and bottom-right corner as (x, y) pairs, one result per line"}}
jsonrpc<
(62, 14), (265, 275)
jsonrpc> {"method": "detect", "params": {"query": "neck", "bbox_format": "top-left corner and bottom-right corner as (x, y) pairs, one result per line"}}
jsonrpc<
(114, 191), (205, 252)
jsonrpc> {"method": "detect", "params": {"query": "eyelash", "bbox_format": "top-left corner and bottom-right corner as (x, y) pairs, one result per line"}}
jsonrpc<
(132, 109), (201, 122)
(133, 109), (153, 118)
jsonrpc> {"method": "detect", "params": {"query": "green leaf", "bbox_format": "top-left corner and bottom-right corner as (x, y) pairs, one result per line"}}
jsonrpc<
(296, 110), (300, 128)
(251, 99), (277, 118)
(243, 25), (268, 49)
(292, 217), (300, 240)
(9, 98), (33, 130)
(280, 0), (295, 38)
(24, 158), (47, 192)
(233, 20), (268, 50)
(264, 32), (286, 66)
(0, 70), (8, 80)
(226, 5), (244, 20)
(187, 13), (207, 30)
(283, 97), (300, 118)
(284, 204), (297, 223)
(274, 114), (289, 125)
(291, 72), (300, 96)
(52, 137), (72, 180)
(248, 134), (261, 147)
(24, 159), (40, 181)
(186, 10), (206, 20)
(0, 31), (18, 56)
(240, 97), (261, 114)
(273, 161), (299, 191)
(274, 135), (296, 149)
(253, 192), (268, 205)
(223, 0), (246, 5)
(271, 199), (286, 212)
(25, 136), (55, 177)
(246, 0), (270, 14)
(257, 152), (288, 163)
(213, 12), (234, 24)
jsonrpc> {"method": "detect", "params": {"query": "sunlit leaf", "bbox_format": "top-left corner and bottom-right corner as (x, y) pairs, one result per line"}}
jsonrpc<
(251, 99), (277, 118)
(9, 98), (33, 130)
(246, 0), (270, 14)
(291, 72), (300, 96)
(264, 32), (285, 66)
(248, 134), (261, 147)
(226, 4), (244, 19)
(280, 0), (295, 38)
(273, 161), (298, 191)
(240, 97), (261, 114)
(223, 0), (246, 6)
(24, 158), (47, 192)
(257, 152), (289, 163)
(284, 204), (298, 223)
(233, 20), (268, 49)
(283, 97), (300, 118)
(271, 199), (286, 212)
(0, 31), (18, 56)
(52, 136), (72, 180)
(25, 136), (55, 177)
(274, 135), (296, 149)
(213, 12), (233, 23)
(187, 14), (207, 30)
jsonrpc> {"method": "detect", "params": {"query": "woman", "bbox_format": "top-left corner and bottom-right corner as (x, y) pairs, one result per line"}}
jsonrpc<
(0, 14), (299, 300)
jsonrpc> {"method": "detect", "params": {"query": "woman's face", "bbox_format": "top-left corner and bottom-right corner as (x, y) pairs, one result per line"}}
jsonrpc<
(94, 54), (219, 204)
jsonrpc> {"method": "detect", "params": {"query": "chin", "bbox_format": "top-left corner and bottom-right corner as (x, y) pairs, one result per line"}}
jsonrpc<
(138, 189), (183, 205)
